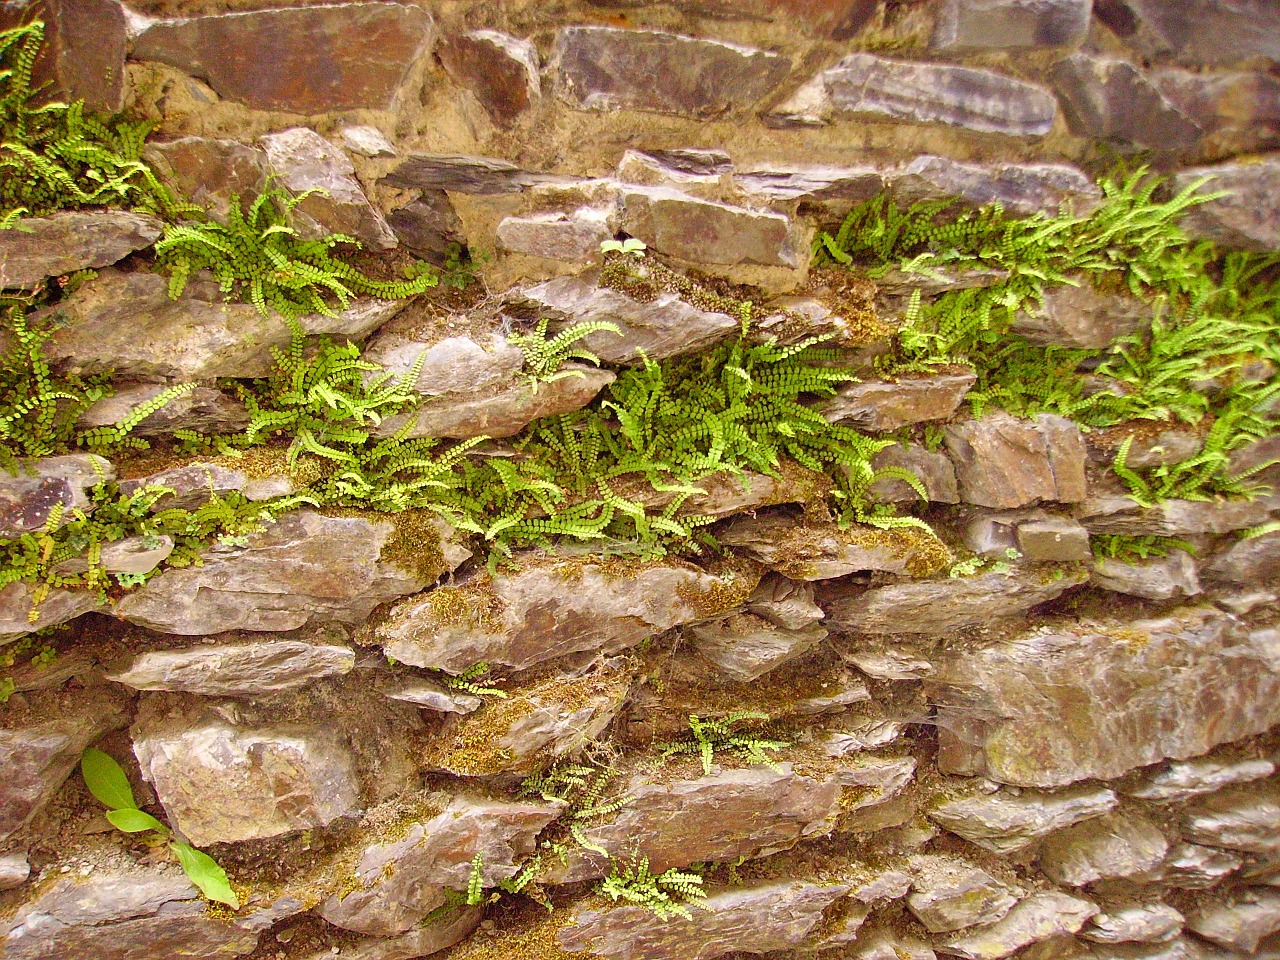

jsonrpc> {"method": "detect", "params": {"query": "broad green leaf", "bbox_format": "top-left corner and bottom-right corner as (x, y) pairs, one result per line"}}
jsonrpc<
(106, 808), (167, 834)
(80, 748), (137, 810)
(171, 842), (239, 909)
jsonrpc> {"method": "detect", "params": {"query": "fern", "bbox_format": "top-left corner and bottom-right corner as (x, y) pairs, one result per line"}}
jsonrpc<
(599, 857), (707, 921)
(661, 712), (789, 775)
(508, 317), (622, 386)
(441, 662), (507, 699)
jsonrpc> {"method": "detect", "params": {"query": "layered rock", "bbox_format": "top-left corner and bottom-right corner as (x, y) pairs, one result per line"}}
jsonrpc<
(0, 211), (162, 290)
(439, 30), (541, 127)
(944, 413), (1087, 507)
(929, 785), (1119, 854)
(0, 454), (113, 538)
(106, 638), (356, 696)
(931, 0), (1091, 53)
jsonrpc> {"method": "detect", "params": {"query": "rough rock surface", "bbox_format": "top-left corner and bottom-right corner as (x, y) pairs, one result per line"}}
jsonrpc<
(931, 0), (1091, 52)
(0, 855), (28, 891)
(907, 855), (1019, 933)
(929, 786), (1119, 854)
(439, 30), (541, 127)
(1125, 757), (1275, 804)
(0, 0), (127, 112)
(1102, 0), (1280, 66)
(106, 639), (356, 696)
(945, 413), (1087, 507)
(893, 155), (1101, 217)
(735, 165), (884, 203)
(1172, 158), (1280, 251)
(0, 455), (114, 538)
(78, 383), (250, 438)
(1077, 496), (1273, 538)
(690, 614), (826, 680)
(868, 443), (960, 504)
(0, 211), (162, 290)
(620, 186), (804, 268)
(1050, 54), (1201, 150)
(1038, 813), (1170, 885)
(1182, 783), (1280, 855)
(1082, 904), (1184, 944)
(935, 892), (1097, 959)
(822, 372), (976, 431)
(1186, 889), (1280, 952)
(498, 210), (614, 262)
(1090, 552), (1201, 601)
(142, 137), (269, 224)
(1011, 282), (1151, 349)
(0, 581), (107, 641)
(383, 153), (565, 195)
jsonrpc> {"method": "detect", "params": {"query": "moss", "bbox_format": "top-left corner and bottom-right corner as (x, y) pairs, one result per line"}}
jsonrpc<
(846, 524), (953, 577)
(443, 910), (589, 960)
(410, 577), (505, 633)
(676, 556), (762, 620)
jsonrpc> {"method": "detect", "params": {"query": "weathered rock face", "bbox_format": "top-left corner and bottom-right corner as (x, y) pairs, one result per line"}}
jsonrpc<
(552, 27), (790, 118)
(1050, 55), (1202, 151)
(498, 210), (614, 262)
(690, 614), (827, 680)
(931, 0), (1091, 52)
(1038, 813), (1169, 885)
(142, 137), (269, 225)
(892, 155), (1101, 217)
(1091, 551), (1201, 601)
(935, 892), (1097, 959)
(1077, 495), (1272, 538)
(1101, 0), (1280, 66)
(1187, 889), (1280, 952)
(131, 3), (435, 113)
(439, 30), (541, 127)
(907, 855), (1019, 933)
(0, 454), (113, 538)
(1182, 783), (1280, 855)
(1126, 757), (1275, 804)
(324, 909), (482, 960)
(383, 153), (565, 195)
(0, 855), (29, 891)
(0, 0), (127, 112)
(0, 211), (162, 290)
(107, 639), (356, 696)
(929, 786), (1119, 854)
(929, 609), (1280, 786)
(79, 383), (250, 438)
(822, 372), (976, 431)
(1011, 283), (1151, 349)
(869, 442), (960, 504)
(945, 413), (1087, 507)
(1082, 904), (1184, 944)
(735, 164), (884, 203)
(1172, 158), (1280, 250)
(0, 581), (107, 642)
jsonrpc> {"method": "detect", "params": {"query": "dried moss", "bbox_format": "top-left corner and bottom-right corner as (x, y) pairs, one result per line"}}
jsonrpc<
(443, 909), (589, 960)
(319, 505), (454, 582)
(676, 556), (762, 620)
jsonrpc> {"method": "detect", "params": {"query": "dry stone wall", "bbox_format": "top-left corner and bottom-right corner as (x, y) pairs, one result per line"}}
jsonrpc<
(3, 2), (1280, 960)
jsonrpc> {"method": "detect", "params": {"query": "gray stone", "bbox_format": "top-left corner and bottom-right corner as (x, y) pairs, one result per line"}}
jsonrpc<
(385, 193), (465, 260)
(839, 637), (935, 679)
(132, 712), (362, 846)
(1183, 784), (1280, 855)
(1098, 0), (1280, 67)
(869, 442), (960, 504)
(822, 372), (976, 431)
(928, 785), (1118, 854)
(874, 264), (1011, 296)
(894, 155), (1101, 218)
(339, 125), (397, 159)
(907, 855), (1019, 933)
(690, 614), (826, 681)
(1077, 496), (1272, 538)
(0, 854), (28, 891)
(363, 333), (525, 398)
(1152, 69), (1280, 156)
(1091, 551), (1202, 600)
(929, 609), (1280, 787)
(768, 53), (1057, 137)
(319, 794), (560, 935)
(1083, 905), (1185, 944)
(552, 26), (790, 119)
(847, 926), (938, 960)
(617, 149), (728, 198)
(1206, 532), (1280, 586)
(142, 137), (269, 225)
(821, 564), (1087, 636)
(42, 267), (404, 380)
(117, 461), (296, 513)
(1112, 429), (1205, 470)
(383, 154), (566, 195)
(1228, 435), (1280, 495)
(1126, 758), (1275, 803)
(557, 880), (849, 960)
(1050, 55), (1202, 150)
(746, 574), (824, 630)
(259, 128), (396, 249)
(107, 640), (356, 696)
(1172, 157), (1280, 251)
(946, 413), (1087, 507)
(936, 893), (1098, 960)
(837, 755), (920, 831)
(0, 210), (162, 290)
(439, 30), (541, 127)
(0, 0), (127, 113)
(322, 909), (482, 960)
(1187, 890), (1280, 953)
(932, 0), (1090, 52)
(79, 383), (250, 438)
(1082, 941), (1198, 960)
(115, 510), (456, 635)
(0, 455), (113, 539)
(379, 678), (482, 714)
(498, 209), (614, 262)
(1039, 813), (1169, 885)
(132, 3), (435, 113)
(962, 510), (1027, 556)
(96, 535), (174, 575)
(515, 273), (739, 364)
(1016, 518), (1092, 562)
(735, 165), (885, 203)
(1011, 282), (1151, 349)
(1135, 842), (1243, 889)
(0, 581), (106, 642)
(824, 713), (907, 754)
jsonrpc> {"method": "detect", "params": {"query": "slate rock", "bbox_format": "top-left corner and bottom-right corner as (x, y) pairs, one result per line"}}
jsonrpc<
(1098, 0), (1280, 67)
(1187, 890), (1280, 952)
(379, 678), (482, 714)
(0, 210), (162, 290)
(552, 26), (790, 119)
(1011, 282), (1151, 349)
(318, 794), (560, 935)
(1039, 813), (1169, 885)
(690, 614), (827, 681)
(132, 712), (362, 846)
(498, 209), (614, 262)
(1050, 55), (1202, 151)
(893, 155), (1101, 218)
(1182, 783), (1280, 855)
(734, 165), (885, 203)
(383, 153), (567, 195)
(945, 412), (1087, 507)
(1016, 518), (1091, 562)
(0, 455), (113, 539)
(440, 30), (541, 127)
(928, 785), (1118, 854)
(1172, 157), (1280, 251)
(339, 125), (398, 159)
(131, 3), (436, 113)
(1083, 905), (1185, 944)
(0, 0), (127, 112)
(363, 332), (524, 398)
(1090, 551), (1201, 601)
(928, 609), (1280, 786)
(838, 636), (935, 679)
(1125, 757), (1275, 804)
(846, 926), (939, 960)
(107, 640), (356, 696)
(78, 383), (250, 438)
(259, 127), (396, 249)
(931, 0), (1091, 52)
(1108, 428), (1204, 471)
(557, 880), (850, 960)
(768, 53), (1057, 137)
(0, 581), (106, 642)
(114, 510), (456, 635)
(617, 149), (729, 198)
(0, 854), (28, 891)
(142, 137), (269, 225)
(1153, 68), (1280, 155)
(1077, 495), (1272, 538)
(868, 442), (960, 504)
(907, 855), (1019, 933)
(824, 713), (907, 754)
(385, 193), (466, 260)
(318, 909), (481, 960)
(1205, 533), (1280, 588)
(1135, 842), (1243, 889)
(822, 372), (976, 431)
(821, 564), (1087, 636)
(747, 573), (824, 629)
(935, 892), (1098, 960)
(117, 461), (297, 513)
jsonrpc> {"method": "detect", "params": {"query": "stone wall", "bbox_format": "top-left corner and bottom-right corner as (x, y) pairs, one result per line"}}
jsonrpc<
(3, 2), (1280, 960)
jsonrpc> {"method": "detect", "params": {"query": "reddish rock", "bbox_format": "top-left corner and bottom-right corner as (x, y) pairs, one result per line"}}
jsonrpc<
(1172, 157), (1280, 250)
(1098, 0), (1280, 67)
(945, 413), (1087, 507)
(439, 30), (541, 127)
(893, 155), (1101, 218)
(0, 455), (113, 538)
(621, 186), (804, 268)
(142, 137), (269, 225)
(932, 0), (1091, 52)
(822, 372), (976, 431)
(1051, 54), (1201, 151)
(0, 0), (127, 112)
(0, 210), (162, 290)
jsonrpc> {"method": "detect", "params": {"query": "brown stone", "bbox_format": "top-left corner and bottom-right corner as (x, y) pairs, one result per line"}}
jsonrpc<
(1091, 552), (1201, 601)
(1153, 68), (1280, 156)
(868, 443), (960, 504)
(1206, 533), (1280, 587)
(439, 30), (540, 127)
(78, 383), (249, 439)
(929, 786), (1118, 855)
(690, 614), (826, 680)
(0, 211), (162, 290)
(1015, 518), (1091, 562)
(907, 855), (1019, 933)
(822, 372), (976, 431)
(386, 193), (466, 261)
(1038, 813), (1169, 885)
(945, 412), (1087, 507)
(142, 137), (269, 225)
(0, 0), (127, 112)
(1011, 282), (1151, 349)
(1050, 54), (1202, 150)
(1172, 157), (1280, 251)
(1077, 496), (1272, 537)
(931, 0), (1091, 52)
(1187, 890), (1280, 953)
(1182, 783), (1280, 855)
(735, 165), (885, 203)
(0, 581), (106, 642)
(0, 455), (113, 539)
(1099, 0), (1280, 67)
(131, 3), (435, 113)
(497, 210), (614, 262)
(107, 640), (356, 697)
(936, 893), (1098, 960)
(383, 154), (567, 195)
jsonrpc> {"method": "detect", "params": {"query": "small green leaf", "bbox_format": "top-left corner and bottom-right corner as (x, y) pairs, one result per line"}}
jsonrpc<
(106, 808), (168, 834)
(171, 841), (239, 909)
(80, 748), (137, 810)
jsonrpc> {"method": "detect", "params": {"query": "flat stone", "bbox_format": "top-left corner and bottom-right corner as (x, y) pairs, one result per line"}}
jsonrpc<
(821, 564), (1087, 636)
(515, 273), (739, 364)
(768, 53), (1056, 137)
(1091, 552), (1202, 600)
(339, 125), (397, 159)
(875, 264), (1011, 296)
(847, 926), (938, 960)
(936, 892), (1098, 960)
(380, 678), (482, 714)
(1083, 905), (1185, 944)
(945, 412), (1087, 507)
(838, 637), (935, 679)
(1076, 496), (1272, 538)
(868, 443), (960, 504)
(557, 880), (849, 960)
(1135, 842), (1243, 889)
(0, 455), (114, 539)
(1111, 429), (1205, 470)
(0, 0), (127, 113)
(1039, 813), (1169, 885)
(0, 210), (162, 290)
(132, 712), (362, 846)
(617, 149), (729, 198)
(363, 333), (525, 398)
(319, 794), (560, 935)
(1172, 158), (1280, 251)
(928, 609), (1280, 787)
(1205, 533), (1280, 586)
(928, 786), (1118, 854)
(107, 640), (355, 696)
(115, 510), (456, 635)
(552, 26), (790, 119)
(498, 209), (614, 262)
(42, 267), (405, 380)
(1016, 518), (1091, 562)
(690, 614), (826, 681)
(94, 535), (174, 575)
(893, 155), (1101, 217)
(1100, 0), (1280, 66)
(79, 383), (250, 438)
(1188, 890), (1280, 953)
(383, 154), (566, 195)
(1011, 282), (1151, 349)
(0, 581), (106, 642)
(142, 137), (269, 225)
(377, 365), (615, 439)
(717, 515), (951, 580)
(932, 0), (1091, 52)
(1228, 435), (1280, 495)
(735, 165), (885, 203)
(0, 690), (130, 840)
(385, 193), (465, 260)
(0, 855), (28, 891)
(1183, 783), (1280, 855)
(907, 855), (1019, 933)
(1125, 758), (1275, 804)
(117, 461), (295, 512)
(620, 186), (804, 268)
(822, 372), (975, 431)
(259, 128), (396, 249)
(1080, 940), (1195, 960)
(131, 3), (435, 113)
(1050, 55), (1202, 150)
(1152, 68), (1280, 156)
(747, 573), (824, 629)
(824, 713), (907, 754)
(0, 869), (261, 960)
(317, 909), (481, 960)
(440, 30), (540, 127)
